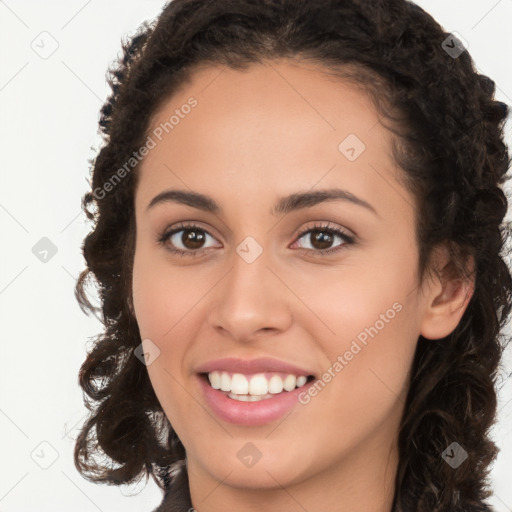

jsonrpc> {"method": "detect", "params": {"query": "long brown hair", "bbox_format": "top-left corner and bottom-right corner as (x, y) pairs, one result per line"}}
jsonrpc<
(74, 1), (512, 510)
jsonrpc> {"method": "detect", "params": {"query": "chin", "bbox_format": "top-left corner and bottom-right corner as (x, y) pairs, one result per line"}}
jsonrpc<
(189, 440), (315, 491)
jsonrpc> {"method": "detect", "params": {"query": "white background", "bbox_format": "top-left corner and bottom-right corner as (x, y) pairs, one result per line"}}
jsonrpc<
(0, 1), (511, 511)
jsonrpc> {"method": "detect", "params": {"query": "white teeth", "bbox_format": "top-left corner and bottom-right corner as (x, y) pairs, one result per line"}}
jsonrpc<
(208, 371), (221, 390)
(206, 372), (310, 396)
(283, 375), (297, 391)
(268, 375), (284, 394)
(248, 374), (268, 395)
(231, 373), (249, 395)
(296, 375), (307, 387)
(220, 372), (231, 392)
(228, 392), (274, 402)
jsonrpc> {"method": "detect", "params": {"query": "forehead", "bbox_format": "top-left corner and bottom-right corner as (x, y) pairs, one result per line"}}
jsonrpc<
(146, 59), (385, 142)
(135, 59), (411, 222)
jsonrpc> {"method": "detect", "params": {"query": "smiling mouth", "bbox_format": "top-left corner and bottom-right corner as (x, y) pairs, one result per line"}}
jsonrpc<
(200, 371), (315, 402)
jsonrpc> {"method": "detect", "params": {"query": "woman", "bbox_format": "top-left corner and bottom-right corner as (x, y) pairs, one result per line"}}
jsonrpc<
(74, 0), (512, 510)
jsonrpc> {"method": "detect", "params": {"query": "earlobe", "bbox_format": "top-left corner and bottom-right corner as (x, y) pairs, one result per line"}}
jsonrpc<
(419, 248), (475, 341)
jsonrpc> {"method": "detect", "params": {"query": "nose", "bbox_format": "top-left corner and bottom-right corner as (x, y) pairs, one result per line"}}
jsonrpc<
(207, 247), (293, 343)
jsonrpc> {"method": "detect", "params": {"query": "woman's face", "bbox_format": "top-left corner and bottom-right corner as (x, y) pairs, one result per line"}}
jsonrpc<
(131, 59), (453, 503)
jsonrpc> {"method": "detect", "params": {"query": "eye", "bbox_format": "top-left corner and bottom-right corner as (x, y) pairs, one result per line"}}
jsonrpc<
(156, 223), (221, 257)
(156, 221), (355, 258)
(291, 222), (355, 255)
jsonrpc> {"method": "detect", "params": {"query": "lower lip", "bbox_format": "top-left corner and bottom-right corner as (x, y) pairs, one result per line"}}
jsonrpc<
(198, 375), (314, 426)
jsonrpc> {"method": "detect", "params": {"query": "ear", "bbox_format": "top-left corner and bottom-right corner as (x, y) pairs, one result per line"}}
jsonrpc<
(420, 244), (475, 340)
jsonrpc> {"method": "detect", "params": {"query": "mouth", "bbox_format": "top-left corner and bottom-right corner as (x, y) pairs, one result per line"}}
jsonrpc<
(194, 357), (318, 425)
(200, 371), (315, 402)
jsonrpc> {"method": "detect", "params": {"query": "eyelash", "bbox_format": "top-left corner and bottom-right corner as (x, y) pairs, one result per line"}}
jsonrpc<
(156, 221), (355, 258)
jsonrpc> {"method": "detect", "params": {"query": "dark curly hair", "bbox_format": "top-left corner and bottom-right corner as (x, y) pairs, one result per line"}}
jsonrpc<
(74, 0), (512, 510)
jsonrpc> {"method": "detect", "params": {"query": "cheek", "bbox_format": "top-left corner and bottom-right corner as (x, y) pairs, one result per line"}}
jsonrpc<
(132, 244), (207, 341)
(131, 248), (216, 399)
(295, 251), (419, 406)
(131, 253), (200, 429)
(132, 249), (186, 398)
(296, 253), (417, 349)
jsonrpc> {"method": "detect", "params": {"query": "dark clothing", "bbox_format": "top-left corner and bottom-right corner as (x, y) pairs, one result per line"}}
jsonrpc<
(153, 463), (193, 512)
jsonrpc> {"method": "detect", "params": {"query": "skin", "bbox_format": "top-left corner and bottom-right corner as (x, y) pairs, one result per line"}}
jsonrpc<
(131, 58), (474, 512)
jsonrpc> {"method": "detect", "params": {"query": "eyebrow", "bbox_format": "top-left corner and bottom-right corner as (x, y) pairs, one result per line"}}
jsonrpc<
(146, 188), (378, 217)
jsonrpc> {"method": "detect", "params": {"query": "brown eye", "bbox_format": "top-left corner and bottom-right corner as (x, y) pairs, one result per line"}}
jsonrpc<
(308, 231), (335, 250)
(158, 224), (221, 256)
(179, 228), (206, 249)
(292, 223), (355, 255)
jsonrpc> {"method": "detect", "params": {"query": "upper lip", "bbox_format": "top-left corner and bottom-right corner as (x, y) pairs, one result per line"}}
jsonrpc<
(195, 357), (316, 377)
